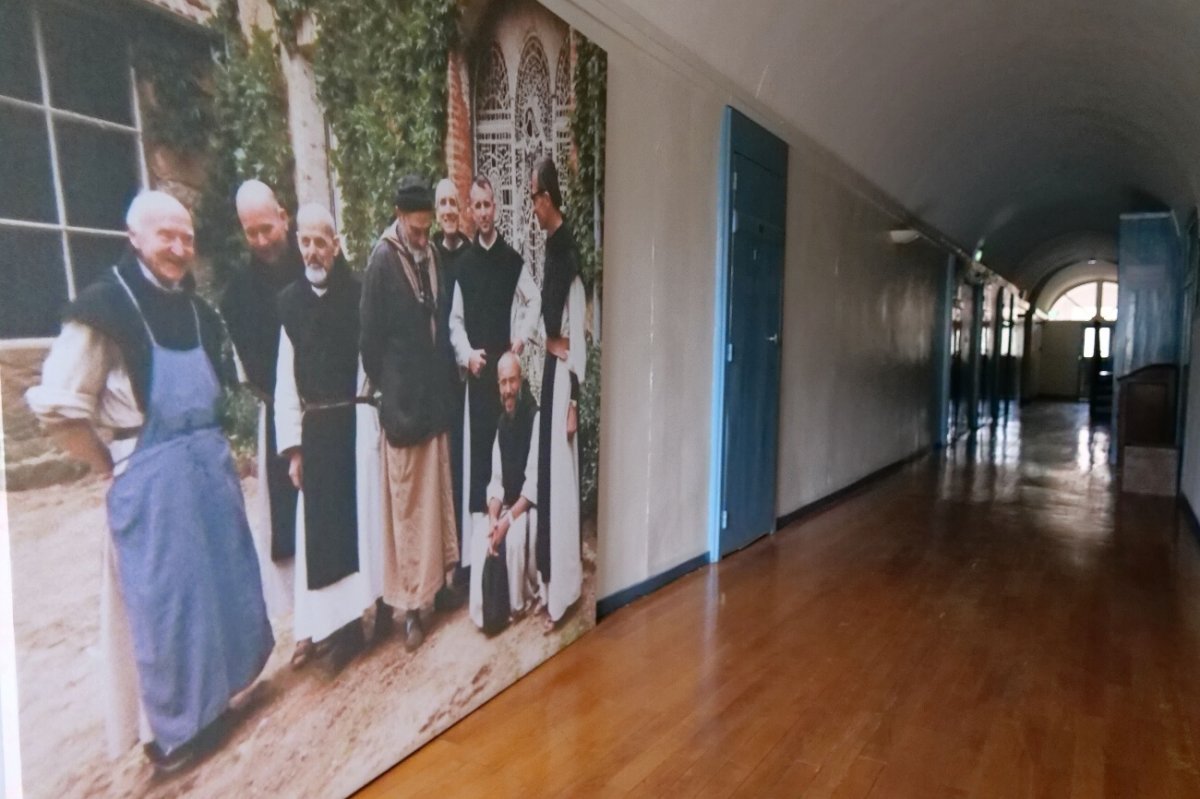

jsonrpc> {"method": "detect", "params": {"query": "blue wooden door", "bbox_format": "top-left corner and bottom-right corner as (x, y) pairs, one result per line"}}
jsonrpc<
(719, 109), (787, 557)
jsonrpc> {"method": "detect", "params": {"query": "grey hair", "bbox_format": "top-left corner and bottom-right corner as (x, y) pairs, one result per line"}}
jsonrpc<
(295, 203), (337, 237)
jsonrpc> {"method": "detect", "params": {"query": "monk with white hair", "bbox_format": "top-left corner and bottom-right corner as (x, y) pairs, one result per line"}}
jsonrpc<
(274, 203), (384, 671)
(26, 190), (274, 773)
(221, 179), (304, 632)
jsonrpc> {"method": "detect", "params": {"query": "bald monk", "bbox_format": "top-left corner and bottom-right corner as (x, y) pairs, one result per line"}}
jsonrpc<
(26, 191), (273, 773)
(221, 179), (304, 626)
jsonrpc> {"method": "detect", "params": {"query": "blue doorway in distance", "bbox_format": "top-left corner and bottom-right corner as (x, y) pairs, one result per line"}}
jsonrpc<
(715, 107), (788, 558)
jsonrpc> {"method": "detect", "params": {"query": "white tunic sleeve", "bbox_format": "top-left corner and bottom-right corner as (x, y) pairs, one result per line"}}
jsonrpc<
(25, 321), (143, 430)
(521, 411), (540, 505)
(486, 433), (503, 506)
(565, 276), (587, 386)
(273, 328), (302, 454)
(449, 282), (472, 369)
(511, 265), (541, 345)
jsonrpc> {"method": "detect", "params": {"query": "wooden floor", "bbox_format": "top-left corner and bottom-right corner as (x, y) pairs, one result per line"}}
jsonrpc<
(357, 403), (1200, 797)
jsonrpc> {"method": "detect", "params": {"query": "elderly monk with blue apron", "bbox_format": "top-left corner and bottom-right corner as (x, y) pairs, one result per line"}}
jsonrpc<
(27, 191), (273, 772)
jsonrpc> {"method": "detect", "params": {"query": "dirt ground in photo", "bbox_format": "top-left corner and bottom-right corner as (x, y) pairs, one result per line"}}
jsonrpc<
(7, 474), (597, 799)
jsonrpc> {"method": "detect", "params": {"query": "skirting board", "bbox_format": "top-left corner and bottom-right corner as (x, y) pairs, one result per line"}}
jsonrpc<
(1180, 495), (1200, 546)
(775, 447), (930, 531)
(596, 553), (709, 619)
(596, 448), (930, 621)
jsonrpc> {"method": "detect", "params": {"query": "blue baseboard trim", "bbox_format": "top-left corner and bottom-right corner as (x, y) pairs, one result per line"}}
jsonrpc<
(596, 553), (709, 620)
(1180, 495), (1200, 546)
(775, 447), (931, 531)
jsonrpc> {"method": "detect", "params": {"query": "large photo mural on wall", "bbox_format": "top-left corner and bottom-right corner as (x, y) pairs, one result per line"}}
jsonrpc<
(0, 0), (605, 795)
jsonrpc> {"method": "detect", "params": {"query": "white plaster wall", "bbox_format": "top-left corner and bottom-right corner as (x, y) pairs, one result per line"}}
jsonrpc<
(543, 0), (948, 596)
(776, 166), (942, 510)
(580, 20), (727, 593)
(1, 691), (7, 799)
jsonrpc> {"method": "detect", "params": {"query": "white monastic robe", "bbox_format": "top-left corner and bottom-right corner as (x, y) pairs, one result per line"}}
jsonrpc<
(448, 233), (540, 570)
(469, 412), (540, 628)
(250, 396), (295, 620)
(540, 276), (587, 622)
(275, 324), (383, 643)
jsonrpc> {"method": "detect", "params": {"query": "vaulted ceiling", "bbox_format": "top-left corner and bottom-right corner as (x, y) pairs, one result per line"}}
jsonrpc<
(627, 0), (1200, 290)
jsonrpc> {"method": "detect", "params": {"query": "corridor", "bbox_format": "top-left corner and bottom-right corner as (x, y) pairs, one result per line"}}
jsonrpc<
(361, 402), (1200, 797)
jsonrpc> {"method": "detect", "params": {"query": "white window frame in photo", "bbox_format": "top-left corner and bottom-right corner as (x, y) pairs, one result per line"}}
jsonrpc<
(0, 0), (149, 347)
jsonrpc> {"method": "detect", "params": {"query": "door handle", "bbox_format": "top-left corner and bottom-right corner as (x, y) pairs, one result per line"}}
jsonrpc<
(767, 333), (779, 344)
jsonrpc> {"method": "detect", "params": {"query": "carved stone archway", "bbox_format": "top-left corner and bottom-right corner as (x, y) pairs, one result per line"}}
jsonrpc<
(472, 3), (572, 286)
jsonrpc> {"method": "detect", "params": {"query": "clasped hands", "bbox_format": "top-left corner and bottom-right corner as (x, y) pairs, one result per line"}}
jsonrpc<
(487, 512), (512, 557)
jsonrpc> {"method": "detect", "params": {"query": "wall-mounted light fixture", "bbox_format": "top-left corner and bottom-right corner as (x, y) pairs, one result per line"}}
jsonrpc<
(888, 228), (921, 245)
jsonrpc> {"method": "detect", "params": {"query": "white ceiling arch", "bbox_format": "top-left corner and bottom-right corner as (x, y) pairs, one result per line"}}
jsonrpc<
(625, 0), (1200, 289)
(1033, 260), (1119, 313)
(1014, 232), (1119, 294)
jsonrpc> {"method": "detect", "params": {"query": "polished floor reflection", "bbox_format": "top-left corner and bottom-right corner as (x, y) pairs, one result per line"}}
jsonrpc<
(358, 401), (1200, 797)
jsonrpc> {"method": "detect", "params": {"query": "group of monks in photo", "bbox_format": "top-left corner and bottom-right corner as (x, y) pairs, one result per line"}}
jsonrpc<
(24, 157), (590, 774)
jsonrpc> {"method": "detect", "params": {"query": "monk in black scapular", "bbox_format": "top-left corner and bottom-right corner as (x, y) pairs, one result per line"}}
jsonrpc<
(434, 177), (472, 286)
(530, 157), (587, 632)
(448, 175), (540, 590)
(274, 204), (383, 671)
(434, 177), (472, 587)
(221, 179), (304, 630)
(469, 352), (541, 634)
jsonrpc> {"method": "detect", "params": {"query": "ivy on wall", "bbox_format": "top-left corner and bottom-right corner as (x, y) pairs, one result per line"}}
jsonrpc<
(578, 340), (602, 518)
(566, 33), (607, 517)
(269, 0), (309, 52)
(200, 4), (297, 287)
(272, 0), (458, 259)
(564, 32), (607, 299)
(133, 36), (213, 154)
(133, 1), (296, 289)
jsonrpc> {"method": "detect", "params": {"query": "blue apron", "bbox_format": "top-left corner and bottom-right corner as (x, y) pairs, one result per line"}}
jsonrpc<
(106, 270), (274, 754)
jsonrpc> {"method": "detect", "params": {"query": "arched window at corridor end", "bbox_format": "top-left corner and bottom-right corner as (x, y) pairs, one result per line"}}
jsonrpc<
(1046, 280), (1119, 322)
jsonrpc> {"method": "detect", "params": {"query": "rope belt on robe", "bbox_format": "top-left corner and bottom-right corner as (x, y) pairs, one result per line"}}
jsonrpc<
(300, 397), (378, 412)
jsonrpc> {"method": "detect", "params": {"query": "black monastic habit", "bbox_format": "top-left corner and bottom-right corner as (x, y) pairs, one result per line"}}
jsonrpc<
(435, 231), (471, 289)
(456, 232), (524, 513)
(536, 222), (581, 583)
(497, 388), (538, 507)
(436, 230), (472, 545)
(220, 236), (304, 562)
(277, 259), (362, 590)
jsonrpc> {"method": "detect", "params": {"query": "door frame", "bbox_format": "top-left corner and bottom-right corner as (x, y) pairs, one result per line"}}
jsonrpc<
(706, 109), (735, 562)
(707, 106), (787, 562)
